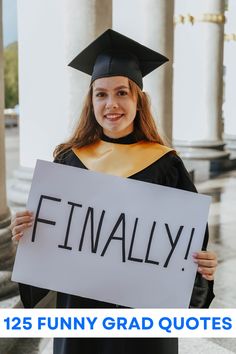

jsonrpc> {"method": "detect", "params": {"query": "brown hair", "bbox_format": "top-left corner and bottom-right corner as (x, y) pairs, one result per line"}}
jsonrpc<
(53, 79), (165, 159)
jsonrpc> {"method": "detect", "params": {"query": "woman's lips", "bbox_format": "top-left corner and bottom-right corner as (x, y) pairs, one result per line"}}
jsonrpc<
(104, 113), (124, 121)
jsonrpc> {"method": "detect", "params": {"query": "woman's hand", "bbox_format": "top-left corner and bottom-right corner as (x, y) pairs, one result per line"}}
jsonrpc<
(193, 251), (217, 281)
(10, 210), (34, 241)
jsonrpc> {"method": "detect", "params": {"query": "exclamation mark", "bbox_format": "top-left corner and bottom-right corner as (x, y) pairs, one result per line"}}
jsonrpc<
(182, 228), (195, 271)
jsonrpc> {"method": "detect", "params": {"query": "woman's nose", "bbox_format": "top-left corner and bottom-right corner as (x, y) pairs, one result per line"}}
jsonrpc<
(105, 97), (118, 109)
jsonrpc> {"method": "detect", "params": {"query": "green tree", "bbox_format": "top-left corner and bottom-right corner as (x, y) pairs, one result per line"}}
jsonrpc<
(4, 41), (18, 108)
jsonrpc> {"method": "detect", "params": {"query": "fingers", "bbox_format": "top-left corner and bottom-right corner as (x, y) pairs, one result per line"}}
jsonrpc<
(12, 233), (24, 241)
(10, 211), (32, 229)
(199, 265), (215, 280)
(12, 221), (33, 235)
(197, 266), (215, 281)
(193, 251), (217, 263)
(194, 258), (217, 268)
(193, 251), (217, 260)
(201, 274), (215, 281)
(193, 251), (217, 280)
(10, 210), (34, 241)
(11, 215), (33, 229)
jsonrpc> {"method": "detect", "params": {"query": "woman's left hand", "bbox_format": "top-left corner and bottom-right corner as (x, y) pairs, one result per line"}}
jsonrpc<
(193, 251), (217, 281)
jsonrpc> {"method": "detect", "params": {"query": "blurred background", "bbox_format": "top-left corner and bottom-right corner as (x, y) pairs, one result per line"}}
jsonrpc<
(2, 0), (18, 125)
(1, 0), (236, 353)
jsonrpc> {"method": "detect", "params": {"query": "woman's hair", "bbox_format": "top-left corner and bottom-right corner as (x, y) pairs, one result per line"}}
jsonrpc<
(53, 79), (165, 159)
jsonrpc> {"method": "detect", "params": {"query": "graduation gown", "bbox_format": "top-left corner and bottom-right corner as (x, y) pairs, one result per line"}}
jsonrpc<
(19, 133), (214, 354)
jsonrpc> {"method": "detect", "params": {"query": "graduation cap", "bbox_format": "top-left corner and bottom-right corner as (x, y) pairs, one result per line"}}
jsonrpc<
(68, 29), (168, 90)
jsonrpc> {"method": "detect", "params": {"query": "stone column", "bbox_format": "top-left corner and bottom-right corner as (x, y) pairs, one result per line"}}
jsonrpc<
(173, 0), (229, 179)
(0, 0), (18, 299)
(9, 0), (112, 205)
(0, 0), (9, 232)
(63, 0), (112, 130)
(224, 0), (236, 153)
(113, 0), (174, 144)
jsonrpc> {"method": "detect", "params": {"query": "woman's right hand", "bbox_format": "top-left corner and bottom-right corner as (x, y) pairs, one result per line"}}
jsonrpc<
(10, 210), (34, 241)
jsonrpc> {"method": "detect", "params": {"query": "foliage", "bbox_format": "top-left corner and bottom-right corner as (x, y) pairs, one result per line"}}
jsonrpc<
(4, 41), (18, 108)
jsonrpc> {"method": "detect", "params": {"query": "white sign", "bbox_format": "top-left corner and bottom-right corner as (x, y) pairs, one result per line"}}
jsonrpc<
(12, 160), (211, 308)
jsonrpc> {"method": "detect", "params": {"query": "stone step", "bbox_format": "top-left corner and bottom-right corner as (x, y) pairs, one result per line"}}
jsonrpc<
(40, 339), (53, 354)
(3, 338), (52, 354)
(0, 294), (20, 308)
(179, 338), (236, 354)
(0, 215), (16, 271)
(0, 271), (19, 299)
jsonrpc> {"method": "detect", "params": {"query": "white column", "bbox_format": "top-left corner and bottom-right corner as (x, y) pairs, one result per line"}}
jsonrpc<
(224, 0), (236, 151)
(64, 0), (112, 130)
(9, 0), (112, 205)
(173, 0), (228, 162)
(0, 0), (18, 299)
(113, 0), (174, 144)
(0, 0), (8, 219)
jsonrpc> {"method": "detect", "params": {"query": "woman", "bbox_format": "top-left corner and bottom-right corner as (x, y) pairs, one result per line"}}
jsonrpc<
(11, 29), (217, 354)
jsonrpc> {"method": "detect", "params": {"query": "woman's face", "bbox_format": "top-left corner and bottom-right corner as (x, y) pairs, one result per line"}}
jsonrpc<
(92, 76), (137, 138)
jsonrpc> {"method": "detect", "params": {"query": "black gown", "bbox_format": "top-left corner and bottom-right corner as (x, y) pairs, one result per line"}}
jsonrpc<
(19, 133), (214, 354)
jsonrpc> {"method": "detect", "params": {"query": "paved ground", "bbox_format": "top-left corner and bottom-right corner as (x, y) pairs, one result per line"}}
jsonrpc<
(2, 126), (236, 353)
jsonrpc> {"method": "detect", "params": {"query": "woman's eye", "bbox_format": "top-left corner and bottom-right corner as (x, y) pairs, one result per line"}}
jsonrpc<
(96, 92), (106, 97)
(117, 90), (128, 96)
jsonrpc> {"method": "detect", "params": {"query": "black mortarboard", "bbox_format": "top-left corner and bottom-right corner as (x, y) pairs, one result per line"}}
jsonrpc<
(68, 29), (168, 90)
